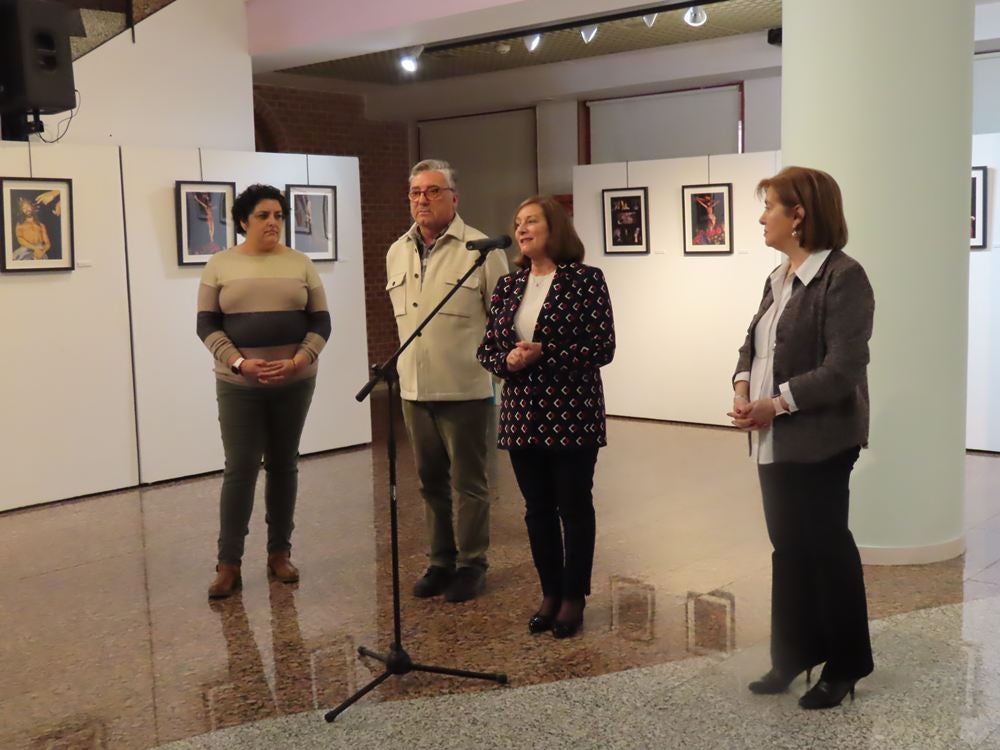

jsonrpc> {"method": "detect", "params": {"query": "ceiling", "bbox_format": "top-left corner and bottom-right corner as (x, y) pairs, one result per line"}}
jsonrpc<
(278, 0), (781, 86)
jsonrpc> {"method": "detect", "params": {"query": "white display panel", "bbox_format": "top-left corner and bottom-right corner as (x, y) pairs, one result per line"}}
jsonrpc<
(575, 151), (781, 427)
(0, 143), (139, 510)
(967, 132), (1000, 451)
(123, 147), (372, 484)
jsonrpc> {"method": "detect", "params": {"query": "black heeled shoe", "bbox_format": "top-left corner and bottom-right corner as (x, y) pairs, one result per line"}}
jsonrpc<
(552, 600), (585, 639)
(747, 666), (813, 695)
(798, 678), (857, 710)
(528, 612), (556, 634)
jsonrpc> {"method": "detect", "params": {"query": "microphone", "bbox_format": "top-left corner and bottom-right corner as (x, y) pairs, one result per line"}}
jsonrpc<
(466, 234), (512, 251)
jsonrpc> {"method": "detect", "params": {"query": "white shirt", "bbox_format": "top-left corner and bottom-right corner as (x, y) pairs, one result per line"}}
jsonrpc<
(735, 249), (832, 464)
(514, 271), (555, 341)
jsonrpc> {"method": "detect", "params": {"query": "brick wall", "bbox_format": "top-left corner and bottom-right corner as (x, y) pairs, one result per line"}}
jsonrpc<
(253, 84), (411, 366)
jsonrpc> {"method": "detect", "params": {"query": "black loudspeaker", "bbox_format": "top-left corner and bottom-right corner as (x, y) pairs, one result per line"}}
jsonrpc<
(767, 27), (783, 47)
(0, 0), (76, 115)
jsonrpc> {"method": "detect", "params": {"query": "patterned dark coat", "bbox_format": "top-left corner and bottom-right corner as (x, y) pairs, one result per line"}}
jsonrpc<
(477, 262), (616, 450)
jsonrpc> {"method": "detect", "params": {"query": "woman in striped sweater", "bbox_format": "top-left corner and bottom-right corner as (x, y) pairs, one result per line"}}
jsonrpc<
(197, 183), (331, 599)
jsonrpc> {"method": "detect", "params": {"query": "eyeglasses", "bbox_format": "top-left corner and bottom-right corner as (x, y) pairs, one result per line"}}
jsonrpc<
(407, 186), (454, 202)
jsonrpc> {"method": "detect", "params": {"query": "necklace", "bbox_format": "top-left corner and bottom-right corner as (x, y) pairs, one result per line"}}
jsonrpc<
(530, 269), (554, 288)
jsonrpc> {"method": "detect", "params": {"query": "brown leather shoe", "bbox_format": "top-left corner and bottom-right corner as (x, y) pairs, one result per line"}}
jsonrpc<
(267, 551), (300, 583)
(208, 563), (242, 599)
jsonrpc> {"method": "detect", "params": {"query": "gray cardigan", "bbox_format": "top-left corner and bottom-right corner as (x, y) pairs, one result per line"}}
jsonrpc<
(734, 249), (875, 463)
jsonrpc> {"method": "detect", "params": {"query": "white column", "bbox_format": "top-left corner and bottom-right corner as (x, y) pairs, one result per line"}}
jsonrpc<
(781, 0), (975, 563)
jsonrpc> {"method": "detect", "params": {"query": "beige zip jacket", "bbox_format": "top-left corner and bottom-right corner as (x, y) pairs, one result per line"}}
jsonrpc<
(386, 214), (509, 401)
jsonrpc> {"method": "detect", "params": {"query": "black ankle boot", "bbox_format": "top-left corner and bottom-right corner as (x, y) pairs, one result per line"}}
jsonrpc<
(747, 666), (813, 694)
(798, 678), (857, 710)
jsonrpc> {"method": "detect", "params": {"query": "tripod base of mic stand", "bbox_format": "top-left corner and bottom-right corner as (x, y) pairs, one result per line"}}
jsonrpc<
(324, 644), (508, 722)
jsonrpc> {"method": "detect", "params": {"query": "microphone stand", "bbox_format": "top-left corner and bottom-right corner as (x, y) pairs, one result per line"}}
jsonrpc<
(324, 246), (508, 723)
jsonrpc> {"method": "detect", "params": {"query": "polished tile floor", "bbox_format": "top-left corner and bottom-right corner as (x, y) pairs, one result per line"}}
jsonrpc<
(3, 400), (1000, 749)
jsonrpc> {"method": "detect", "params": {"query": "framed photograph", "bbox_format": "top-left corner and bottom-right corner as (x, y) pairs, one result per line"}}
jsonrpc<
(682, 183), (734, 255)
(0, 177), (74, 272)
(175, 180), (236, 266)
(971, 166), (989, 250)
(286, 184), (337, 261)
(685, 589), (736, 655)
(602, 187), (650, 255)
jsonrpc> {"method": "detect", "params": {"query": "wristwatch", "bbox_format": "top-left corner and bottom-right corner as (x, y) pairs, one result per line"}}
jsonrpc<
(230, 357), (245, 375)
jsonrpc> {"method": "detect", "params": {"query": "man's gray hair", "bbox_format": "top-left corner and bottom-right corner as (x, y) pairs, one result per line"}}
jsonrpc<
(410, 159), (458, 191)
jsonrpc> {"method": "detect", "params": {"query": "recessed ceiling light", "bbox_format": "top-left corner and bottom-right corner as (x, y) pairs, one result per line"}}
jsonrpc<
(683, 6), (708, 27)
(399, 45), (424, 73)
(580, 25), (598, 44)
(642, 13), (658, 28)
(523, 33), (542, 52)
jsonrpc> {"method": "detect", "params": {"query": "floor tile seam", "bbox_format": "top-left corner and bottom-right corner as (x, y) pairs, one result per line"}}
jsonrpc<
(9, 551), (146, 583)
(964, 571), (1000, 585)
(976, 723), (1000, 750)
(964, 506), (1000, 526)
(964, 557), (1000, 579)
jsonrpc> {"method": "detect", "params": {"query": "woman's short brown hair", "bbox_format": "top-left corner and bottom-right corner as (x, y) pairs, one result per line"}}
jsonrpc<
(756, 166), (848, 252)
(512, 195), (585, 269)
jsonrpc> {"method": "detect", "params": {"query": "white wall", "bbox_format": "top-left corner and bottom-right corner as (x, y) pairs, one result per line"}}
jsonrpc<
(574, 151), (781, 426)
(968, 132), (1000, 451)
(41, 0), (254, 150)
(0, 143), (139, 511)
(122, 147), (372, 484)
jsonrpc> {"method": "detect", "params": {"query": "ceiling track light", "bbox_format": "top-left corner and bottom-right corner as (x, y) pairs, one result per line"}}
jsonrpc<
(399, 45), (424, 73)
(683, 5), (708, 27)
(642, 13), (658, 28)
(580, 24), (598, 44)
(523, 33), (542, 52)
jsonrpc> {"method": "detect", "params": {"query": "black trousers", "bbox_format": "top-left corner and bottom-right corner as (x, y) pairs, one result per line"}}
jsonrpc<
(508, 446), (600, 600)
(757, 446), (874, 682)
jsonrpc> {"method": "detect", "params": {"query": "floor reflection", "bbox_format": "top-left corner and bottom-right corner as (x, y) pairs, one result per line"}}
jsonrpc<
(1, 400), (1000, 748)
(204, 595), (277, 732)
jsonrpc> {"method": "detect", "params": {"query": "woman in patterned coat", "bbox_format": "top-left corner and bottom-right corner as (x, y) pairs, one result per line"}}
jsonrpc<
(477, 195), (615, 638)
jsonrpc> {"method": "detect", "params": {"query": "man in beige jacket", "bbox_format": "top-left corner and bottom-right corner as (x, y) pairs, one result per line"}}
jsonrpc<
(386, 159), (508, 602)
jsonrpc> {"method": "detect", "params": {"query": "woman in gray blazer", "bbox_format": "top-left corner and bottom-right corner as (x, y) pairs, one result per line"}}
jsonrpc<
(728, 166), (875, 710)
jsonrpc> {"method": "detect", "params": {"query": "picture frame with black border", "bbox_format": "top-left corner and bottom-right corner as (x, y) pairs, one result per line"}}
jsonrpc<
(971, 166), (989, 250)
(682, 183), (734, 256)
(0, 176), (74, 273)
(175, 180), (236, 266)
(602, 187), (650, 255)
(286, 184), (337, 262)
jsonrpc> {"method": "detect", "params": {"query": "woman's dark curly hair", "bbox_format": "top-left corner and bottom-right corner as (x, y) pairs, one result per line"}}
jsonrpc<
(231, 183), (289, 236)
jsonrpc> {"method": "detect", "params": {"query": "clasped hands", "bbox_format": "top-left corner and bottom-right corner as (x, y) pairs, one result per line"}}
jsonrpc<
(506, 341), (543, 372)
(727, 394), (776, 431)
(240, 357), (297, 384)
